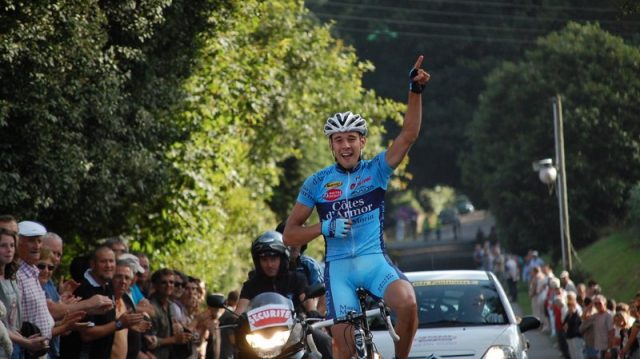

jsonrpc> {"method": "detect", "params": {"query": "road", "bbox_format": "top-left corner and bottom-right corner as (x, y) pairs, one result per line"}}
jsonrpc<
(386, 210), (562, 358)
(511, 303), (563, 359)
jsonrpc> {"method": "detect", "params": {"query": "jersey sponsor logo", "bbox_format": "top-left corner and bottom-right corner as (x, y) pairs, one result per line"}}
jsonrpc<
(377, 272), (395, 293)
(247, 304), (293, 331)
(324, 197), (374, 219)
(323, 188), (342, 201)
(325, 181), (342, 188)
(350, 185), (374, 196)
(317, 188), (384, 221)
(312, 167), (333, 186)
(349, 176), (371, 190)
(352, 213), (375, 224)
(338, 304), (358, 318)
(299, 187), (314, 202)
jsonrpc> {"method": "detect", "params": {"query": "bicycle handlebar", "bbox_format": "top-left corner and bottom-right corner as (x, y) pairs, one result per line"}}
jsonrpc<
(310, 309), (400, 342)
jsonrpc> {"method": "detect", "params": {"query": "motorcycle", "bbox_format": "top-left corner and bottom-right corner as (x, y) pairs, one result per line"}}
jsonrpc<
(207, 284), (326, 359)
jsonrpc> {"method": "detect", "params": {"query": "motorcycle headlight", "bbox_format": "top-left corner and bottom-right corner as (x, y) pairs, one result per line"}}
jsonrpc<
(482, 345), (517, 359)
(246, 327), (291, 358)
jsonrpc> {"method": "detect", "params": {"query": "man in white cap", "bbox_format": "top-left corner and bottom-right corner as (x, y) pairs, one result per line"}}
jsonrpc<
(17, 220), (56, 341)
(559, 270), (577, 295)
(17, 221), (92, 354)
(117, 253), (147, 305)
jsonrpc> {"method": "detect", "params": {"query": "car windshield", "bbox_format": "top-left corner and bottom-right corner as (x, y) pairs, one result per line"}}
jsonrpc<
(413, 278), (507, 327)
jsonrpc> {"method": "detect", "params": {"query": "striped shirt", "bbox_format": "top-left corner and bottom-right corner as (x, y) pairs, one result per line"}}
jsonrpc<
(17, 261), (55, 338)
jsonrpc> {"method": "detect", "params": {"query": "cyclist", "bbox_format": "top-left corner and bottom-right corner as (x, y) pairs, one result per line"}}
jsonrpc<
(283, 55), (430, 359)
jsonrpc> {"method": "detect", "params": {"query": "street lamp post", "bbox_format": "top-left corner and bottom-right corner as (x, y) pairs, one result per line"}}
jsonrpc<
(532, 95), (573, 271)
(552, 95), (572, 271)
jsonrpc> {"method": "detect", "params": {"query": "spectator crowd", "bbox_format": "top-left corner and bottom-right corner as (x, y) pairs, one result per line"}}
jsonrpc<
(475, 242), (640, 359)
(0, 215), (234, 359)
(3, 211), (638, 359)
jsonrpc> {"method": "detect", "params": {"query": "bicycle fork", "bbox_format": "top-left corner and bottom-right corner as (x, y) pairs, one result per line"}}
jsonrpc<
(353, 322), (367, 359)
(356, 289), (376, 359)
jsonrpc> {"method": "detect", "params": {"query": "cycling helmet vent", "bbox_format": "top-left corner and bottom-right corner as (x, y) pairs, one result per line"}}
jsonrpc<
(324, 111), (368, 137)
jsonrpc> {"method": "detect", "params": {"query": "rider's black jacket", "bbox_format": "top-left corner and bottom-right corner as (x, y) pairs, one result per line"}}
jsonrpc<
(239, 269), (309, 314)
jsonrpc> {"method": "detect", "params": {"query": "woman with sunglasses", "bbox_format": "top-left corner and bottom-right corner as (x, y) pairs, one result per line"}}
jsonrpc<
(36, 248), (57, 289)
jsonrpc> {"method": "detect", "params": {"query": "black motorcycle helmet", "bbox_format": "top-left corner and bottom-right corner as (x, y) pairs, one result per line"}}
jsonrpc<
(251, 230), (290, 276)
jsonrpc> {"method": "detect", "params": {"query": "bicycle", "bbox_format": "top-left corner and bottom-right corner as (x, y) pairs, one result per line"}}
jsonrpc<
(310, 288), (400, 359)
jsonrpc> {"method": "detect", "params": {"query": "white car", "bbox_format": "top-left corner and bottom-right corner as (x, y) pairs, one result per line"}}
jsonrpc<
(372, 270), (540, 359)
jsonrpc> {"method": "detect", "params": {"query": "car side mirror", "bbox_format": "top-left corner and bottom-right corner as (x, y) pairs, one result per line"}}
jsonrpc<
(518, 315), (541, 333)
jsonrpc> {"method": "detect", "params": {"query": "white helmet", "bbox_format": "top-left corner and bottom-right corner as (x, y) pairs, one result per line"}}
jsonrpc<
(324, 111), (368, 137)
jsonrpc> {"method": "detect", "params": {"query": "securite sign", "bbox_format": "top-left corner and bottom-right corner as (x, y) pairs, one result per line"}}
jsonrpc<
(247, 304), (293, 331)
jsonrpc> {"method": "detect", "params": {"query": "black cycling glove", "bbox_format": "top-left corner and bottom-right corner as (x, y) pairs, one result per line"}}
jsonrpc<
(409, 68), (425, 94)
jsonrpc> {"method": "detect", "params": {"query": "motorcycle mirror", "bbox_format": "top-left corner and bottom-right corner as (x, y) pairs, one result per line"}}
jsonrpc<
(305, 283), (326, 300)
(206, 293), (226, 308)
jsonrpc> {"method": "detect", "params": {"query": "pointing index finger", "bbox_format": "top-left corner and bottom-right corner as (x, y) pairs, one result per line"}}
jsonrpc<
(413, 55), (424, 70)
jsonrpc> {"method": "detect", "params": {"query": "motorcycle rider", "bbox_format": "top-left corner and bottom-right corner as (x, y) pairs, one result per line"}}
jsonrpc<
(235, 230), (332, 359)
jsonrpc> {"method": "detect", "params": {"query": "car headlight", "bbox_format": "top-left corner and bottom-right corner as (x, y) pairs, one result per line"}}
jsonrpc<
(482, 345), (517, 359)
(246, 328), (291, 358)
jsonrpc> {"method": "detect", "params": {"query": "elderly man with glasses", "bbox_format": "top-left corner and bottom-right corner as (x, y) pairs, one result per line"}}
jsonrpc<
(579, 294), (614, 359)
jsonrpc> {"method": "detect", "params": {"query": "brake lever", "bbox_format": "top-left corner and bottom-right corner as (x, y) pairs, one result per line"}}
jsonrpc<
(378, 302), (400, 342)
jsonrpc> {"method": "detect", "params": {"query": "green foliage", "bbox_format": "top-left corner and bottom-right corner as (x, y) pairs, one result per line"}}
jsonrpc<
(306, 0), (639, 196)
(461, 23), (640, 256)
(626, 182), (640, 233)
(137, 0), (404, 292)
(0, 0), (404, 291)
(417, 186), (457, 215)
(0, 0), (220, 243)
(573, 230), (640, 302)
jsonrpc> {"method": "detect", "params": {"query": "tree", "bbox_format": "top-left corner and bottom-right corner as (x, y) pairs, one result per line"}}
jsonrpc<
(305, 0), (639, 194)
(461, 23), (640, 256)
(0, 0), (405, 291)
(0, 0), (222, 244)
(135, 0), (404, 291)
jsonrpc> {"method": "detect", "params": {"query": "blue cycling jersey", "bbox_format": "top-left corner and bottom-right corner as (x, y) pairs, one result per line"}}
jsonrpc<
(296, 151), (394, 261)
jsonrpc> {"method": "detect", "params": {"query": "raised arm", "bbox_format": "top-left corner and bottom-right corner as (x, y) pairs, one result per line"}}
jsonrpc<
(385, 55), (431, 169)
